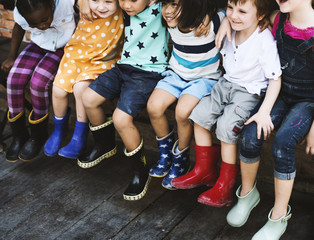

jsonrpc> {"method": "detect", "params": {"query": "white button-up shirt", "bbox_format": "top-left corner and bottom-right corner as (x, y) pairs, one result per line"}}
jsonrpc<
(14, 0), (76, 52)
(221, 27), (282, 95)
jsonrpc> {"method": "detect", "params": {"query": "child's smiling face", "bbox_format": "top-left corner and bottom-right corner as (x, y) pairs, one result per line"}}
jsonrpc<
(89, 0), (118, 19)
(118, 0), (151, 16)
(226, 0), (263, 34)
(161, 0), (180, 28)
(276, 0), (309, 13)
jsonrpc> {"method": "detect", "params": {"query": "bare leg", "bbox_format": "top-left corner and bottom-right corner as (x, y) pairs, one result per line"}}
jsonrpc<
(194, 123), (213, 146)
(113, 108), (140, 151)
(240, 160), (260, 196)
(52, 86), (69, 118)
(271, 178), (294, 219)
(221, 141), (237, 165)
(175, 94), (200, 151)
(147, 88), (177, 138)
(73, 80), (92, 123)
(82, 87), (107, 126)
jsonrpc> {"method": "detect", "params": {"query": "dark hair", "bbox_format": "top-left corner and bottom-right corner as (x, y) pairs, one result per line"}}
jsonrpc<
(228, 0), (274, 20)
(15, 0), (53, 17)
(156, 0), (218, 30)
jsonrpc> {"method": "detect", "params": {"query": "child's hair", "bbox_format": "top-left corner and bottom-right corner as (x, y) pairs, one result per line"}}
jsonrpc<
(228, 0), (274, 20)
(157, 0), (218, 30)
(15, 0), (53, 17)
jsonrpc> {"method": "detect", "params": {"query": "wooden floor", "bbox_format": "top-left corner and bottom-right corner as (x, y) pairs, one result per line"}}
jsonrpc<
(1, 37), (314, 240)
(1, 127), (314, 240)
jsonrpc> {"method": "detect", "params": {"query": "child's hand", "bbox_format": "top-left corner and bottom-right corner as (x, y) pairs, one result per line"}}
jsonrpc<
(304, 122), (314, 155)
(245, 112), (274, 140)
(149, 0), (156, 6)
(194, 15), (211, 37)
(80, 0), (93, 22)
(258, 17), (271, 32)
(1, 57), (15, 73)
(215, 17), (231, 49)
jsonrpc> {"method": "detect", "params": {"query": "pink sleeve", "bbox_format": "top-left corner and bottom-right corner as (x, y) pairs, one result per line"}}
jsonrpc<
(271, 12), (281, 39)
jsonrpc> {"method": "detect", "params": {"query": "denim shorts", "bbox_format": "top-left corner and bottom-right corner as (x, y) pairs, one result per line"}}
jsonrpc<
(240, 95), (314, 180)
(155, 70), (218, 100)
(89, 64), (162, 117)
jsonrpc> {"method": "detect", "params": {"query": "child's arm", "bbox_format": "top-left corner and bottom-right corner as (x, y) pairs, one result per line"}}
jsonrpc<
(305, 121), (314, 155)
(0, 23), (25, 73)
(244, 77), (281, 140)
(80, 0), (93, 22)
(215, 17), (231, 49)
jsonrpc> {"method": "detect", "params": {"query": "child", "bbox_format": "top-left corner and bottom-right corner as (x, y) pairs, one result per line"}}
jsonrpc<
(1, 0), (76, 162)
(78, 0), (169, 201)
(226, 0), (314, 239)
(147, 0), (225, 190)
(172, 0), (282, 207)
(44, 0), (124, 159)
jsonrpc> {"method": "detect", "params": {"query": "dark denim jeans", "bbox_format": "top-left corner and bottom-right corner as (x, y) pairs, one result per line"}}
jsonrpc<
(239, 96), (314, 180)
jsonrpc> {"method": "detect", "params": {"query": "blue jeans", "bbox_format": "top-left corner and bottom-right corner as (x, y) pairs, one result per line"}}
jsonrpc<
(240, 96), (314, 180)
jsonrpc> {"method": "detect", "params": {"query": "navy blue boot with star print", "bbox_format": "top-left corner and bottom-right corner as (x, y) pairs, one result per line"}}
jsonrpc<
(149, 127), (174, 177)
(162, 140), (190, 190)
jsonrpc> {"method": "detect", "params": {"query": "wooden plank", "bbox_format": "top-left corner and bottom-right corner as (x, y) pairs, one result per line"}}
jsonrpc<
(2, 149), (165, 239)
(111, 186), (206, 240)
(56, 179), (166, 240)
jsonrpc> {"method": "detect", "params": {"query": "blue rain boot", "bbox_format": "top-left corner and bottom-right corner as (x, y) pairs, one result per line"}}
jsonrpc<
(44, 108), (70, 157)
(149, 127), (174, 177)
(58, 121), (89, 159)
(162, 140), (190, 190)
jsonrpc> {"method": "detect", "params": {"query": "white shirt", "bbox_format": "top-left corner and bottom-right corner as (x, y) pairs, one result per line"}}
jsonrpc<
(221, 27), (282, 95)
(14, 0), (76, 52)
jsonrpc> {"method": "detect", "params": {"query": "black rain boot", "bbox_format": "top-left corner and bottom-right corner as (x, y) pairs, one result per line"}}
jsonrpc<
(6, 111), (29, 162)
(77, 117), (117, 168)
(123, 139), (151, 201)
(18, 110), (49, 161)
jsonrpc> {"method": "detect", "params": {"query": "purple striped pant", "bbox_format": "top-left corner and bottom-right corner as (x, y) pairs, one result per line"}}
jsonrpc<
(7, 42), (64, 120)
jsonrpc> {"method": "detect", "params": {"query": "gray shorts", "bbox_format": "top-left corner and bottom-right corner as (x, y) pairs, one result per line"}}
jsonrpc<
(189, 78), (261, 144)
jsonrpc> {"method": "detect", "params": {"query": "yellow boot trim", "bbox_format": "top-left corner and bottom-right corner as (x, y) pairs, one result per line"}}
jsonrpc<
(89, 118), (113, 131)
(7, 110), (24, 123)
(124, 138), (143, 157)
(123, 176), (151, 201)
(28, 110), (49, 124)
(77, 146), (117, 169)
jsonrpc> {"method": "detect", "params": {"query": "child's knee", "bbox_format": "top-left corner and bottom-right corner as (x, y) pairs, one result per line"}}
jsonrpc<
(112, 110), (132, 130)
(147, 98), (163, 118)
(175, 105), (191, 123)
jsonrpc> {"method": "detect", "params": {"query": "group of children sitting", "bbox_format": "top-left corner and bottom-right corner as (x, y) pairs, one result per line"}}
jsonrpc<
(1, 0), (313, 239)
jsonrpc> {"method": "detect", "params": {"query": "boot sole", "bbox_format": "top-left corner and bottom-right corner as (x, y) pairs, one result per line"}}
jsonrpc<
(227, 198), (260, 227)
(77, 147), (117, 168)
(6, 158), (19, 163)
(198, 198), (232, 207)
(149, 170), (169, 178)
(172, 179), (217, 189)
(123, 176), (151, 201)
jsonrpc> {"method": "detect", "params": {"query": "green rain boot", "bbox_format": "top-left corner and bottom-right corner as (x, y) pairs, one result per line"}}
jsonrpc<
(252, 205), (292, 240)
(226, 182), (260, 227)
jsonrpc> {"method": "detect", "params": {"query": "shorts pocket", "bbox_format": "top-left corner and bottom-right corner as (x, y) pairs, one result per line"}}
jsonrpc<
(234, 106), (250, 127)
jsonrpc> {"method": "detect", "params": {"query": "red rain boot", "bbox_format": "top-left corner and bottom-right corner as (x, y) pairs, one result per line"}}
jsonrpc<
(171, 144), (221, 189)
(198, 161), (239, 207)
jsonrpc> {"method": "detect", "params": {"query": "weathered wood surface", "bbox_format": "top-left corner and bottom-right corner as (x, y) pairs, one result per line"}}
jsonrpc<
(0, 139), (314, 240)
